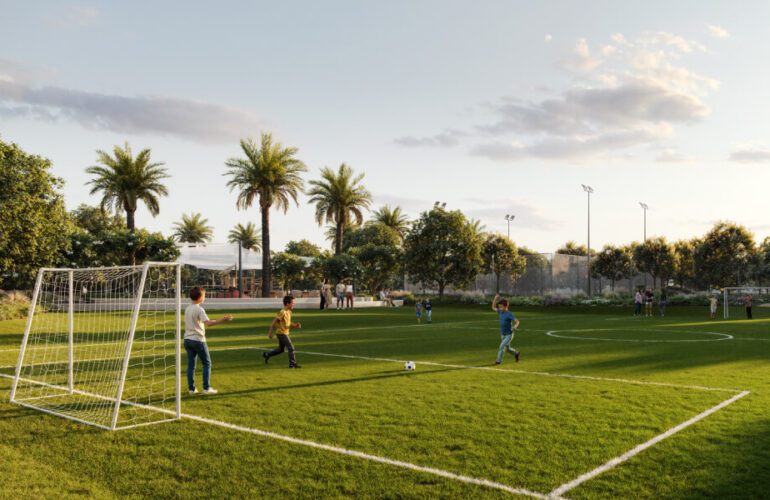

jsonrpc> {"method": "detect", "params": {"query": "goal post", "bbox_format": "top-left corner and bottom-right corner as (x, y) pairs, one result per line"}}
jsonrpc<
(10, 262), (182, 430)
(723, 286), (770, 319)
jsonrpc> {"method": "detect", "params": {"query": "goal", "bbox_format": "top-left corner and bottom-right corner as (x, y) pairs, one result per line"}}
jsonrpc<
(722, 286), (770, 319)
(10, 262), (181, 430)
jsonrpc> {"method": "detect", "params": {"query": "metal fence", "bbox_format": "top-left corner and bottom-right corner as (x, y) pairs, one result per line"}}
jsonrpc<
(405, 253), (657, 296)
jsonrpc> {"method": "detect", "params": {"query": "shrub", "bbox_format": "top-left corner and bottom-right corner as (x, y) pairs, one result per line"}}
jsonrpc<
(0, 290), (31, 321)
(456, 290), (486, 304)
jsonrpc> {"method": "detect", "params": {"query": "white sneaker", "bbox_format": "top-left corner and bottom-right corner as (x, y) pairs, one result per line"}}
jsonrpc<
(202, 388), (218, 395)
(189, 389), (199, 395)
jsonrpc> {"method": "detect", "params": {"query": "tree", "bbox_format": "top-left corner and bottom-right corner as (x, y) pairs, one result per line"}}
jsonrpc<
(556, 241), (588, 256)
(694, 221), (757, 287)
(324, 222), (359, 249)
(271, 252), (307, 291)
(224, 133), (307, 297)
(403, 208), (483, 300)
(368, 205), (410, 243)
(632, 237), (675, 288)
(85, 142), (169, 264)
(285, 239), (321, 257)
(518, 246), (548, 270)
(70, 204), (125, 234)
(345, 224), (403, 293)
(228, 222), (261, 251)
(0, 139), (71, 288)
(172, 213), (214, 244)
(313, 254), (364, 283)
(481, 235), (527, 293)
(62, 229), (179, 268)
(343, 224), (401, 252)
(308, 163), (373, 255)
(592, 245), (632, 292)
(672, 239), (697, 290)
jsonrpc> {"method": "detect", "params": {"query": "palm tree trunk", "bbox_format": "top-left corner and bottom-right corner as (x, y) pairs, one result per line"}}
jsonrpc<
(261, 204), (271, 297)
(335, 217), (344, 255)
(126, 208), (136, 265)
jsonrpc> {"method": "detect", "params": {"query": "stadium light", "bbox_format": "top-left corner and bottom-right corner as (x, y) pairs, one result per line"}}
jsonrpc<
(504, 214), (515, 238)
(434, 201), (440, 207)
(639, 202), (648, 242)
(441, 202), (446, 209)
(581, 185), (594, 295)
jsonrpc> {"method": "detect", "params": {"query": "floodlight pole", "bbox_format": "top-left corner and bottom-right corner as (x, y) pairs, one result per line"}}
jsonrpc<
(640, 202), (648, 288)
(238, 239), (243, 298)
(582, 185), (594, 295)
(505, 214), (515, 239)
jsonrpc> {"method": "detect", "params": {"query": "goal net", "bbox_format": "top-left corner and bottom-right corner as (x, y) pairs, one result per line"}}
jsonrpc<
(723, 286), (770, 319)
(10, 262), (181, 430)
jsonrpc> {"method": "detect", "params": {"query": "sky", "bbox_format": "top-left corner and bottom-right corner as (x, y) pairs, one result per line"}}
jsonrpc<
(2, 1), (770, 254)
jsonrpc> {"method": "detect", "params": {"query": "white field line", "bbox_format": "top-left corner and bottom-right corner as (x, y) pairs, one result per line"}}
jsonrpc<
(547, 390), (751, 498)
(217, 346), (744, 394)
(0, 372), (557, 499)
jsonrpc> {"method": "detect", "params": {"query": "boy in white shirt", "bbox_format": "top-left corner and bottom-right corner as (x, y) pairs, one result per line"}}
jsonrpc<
(184, 286), (233, 395)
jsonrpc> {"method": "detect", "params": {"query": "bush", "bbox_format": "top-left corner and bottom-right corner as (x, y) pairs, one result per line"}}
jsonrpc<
(0, 290), (30, 321)
(389, 290), (416, 304)
(456, 290), (486, 304)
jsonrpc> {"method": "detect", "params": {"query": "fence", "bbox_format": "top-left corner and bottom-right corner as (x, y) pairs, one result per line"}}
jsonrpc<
(404, 253), (657, 296)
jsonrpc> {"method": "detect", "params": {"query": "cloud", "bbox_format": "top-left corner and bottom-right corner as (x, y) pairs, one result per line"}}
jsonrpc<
(462, 198), (562, 231)
(706, 24), (730, 39)
(0, 68), (261, 143)
(47, 7), (99, 28)
(728, 145), (770, 163)
(394, 129), (465, 148)
(655, 148), (695, 163)
(396, 30), (718, 163)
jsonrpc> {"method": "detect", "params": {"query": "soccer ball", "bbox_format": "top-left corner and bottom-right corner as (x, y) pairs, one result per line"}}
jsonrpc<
(404, 361), (416, 371)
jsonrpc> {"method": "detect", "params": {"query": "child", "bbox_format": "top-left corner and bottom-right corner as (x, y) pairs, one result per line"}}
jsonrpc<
(745, 294), (753, 320)
(710, 294), (718, 319)
(492, 294), (520, 365)
(424, 298), (432, 323)
(645, 288), (654, 317)
(184, 286), (233, 395)
(658, 288), (667, 317)
(634, 289), (642, 317)
(264, 295), (302, 368)
(415, 298), (423, 324)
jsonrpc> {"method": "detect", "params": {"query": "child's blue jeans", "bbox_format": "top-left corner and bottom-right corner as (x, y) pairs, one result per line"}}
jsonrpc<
(497, 333), (516, 363)
(184, 339), (211, 391)
(426, 310), (432, 322)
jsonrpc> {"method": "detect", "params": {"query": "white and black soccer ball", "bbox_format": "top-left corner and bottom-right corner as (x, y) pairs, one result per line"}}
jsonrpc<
(404, 361), (416, 371)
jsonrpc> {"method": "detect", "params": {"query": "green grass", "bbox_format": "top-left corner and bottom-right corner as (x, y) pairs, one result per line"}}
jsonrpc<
(1, 304), (769, 499)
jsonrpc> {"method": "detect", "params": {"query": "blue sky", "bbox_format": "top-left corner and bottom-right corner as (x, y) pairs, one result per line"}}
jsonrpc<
(2, 1), (769, 252)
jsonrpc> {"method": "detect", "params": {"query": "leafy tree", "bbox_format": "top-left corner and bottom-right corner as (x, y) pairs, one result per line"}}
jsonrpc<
(632, 237), (675, 288)
(467, 218), (488, 246)
(308, 163), (372, 255)
(403, 208), (483, 300)
(85, 142), (169, 264)
(556, 241), (588, 256)
(224, 133), (307, 297)
(368, 205), (410, 243)
(271, 252), (307, 291)
(672, 239), (697, 290)
(228, 222), (261, 251)
(343, 224), (401, 252)
(70, 204), (125, 234)
(0, 139), (71, 288)
(344, 224), (403, 293)
(324, 222), (359, 249)
(592, 245), (632, 292)
(285, 239), (321, 257)
(694, 221), (757, 287)
(172, 213), (214, 243)
(481, 235), (526, 293)
(62, 229), (179, 268)
(312, 253), (364, 283)
(518, 246), (548, 269)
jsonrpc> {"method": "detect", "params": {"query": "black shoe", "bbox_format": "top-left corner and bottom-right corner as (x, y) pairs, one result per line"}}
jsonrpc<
(263, 352), (269, 364)
(289, 364), (301, 368)
(515, 351), (520, 363)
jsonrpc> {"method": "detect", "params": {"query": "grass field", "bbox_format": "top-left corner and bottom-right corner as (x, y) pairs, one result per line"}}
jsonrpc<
(1, 303), (769, 499)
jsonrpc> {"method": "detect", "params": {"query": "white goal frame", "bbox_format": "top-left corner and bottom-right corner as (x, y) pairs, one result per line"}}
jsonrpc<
(722, 286), (770, 319)
(9, 262), (182, 430)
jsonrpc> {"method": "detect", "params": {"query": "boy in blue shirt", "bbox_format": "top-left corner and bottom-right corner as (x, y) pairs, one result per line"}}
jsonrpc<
(415, 298), (423, 324)
(492, 294), (520, 365)
(424, 298), (432, 323)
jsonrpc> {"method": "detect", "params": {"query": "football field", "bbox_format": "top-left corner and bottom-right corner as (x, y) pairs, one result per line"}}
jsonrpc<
(1, 304), (768, 499)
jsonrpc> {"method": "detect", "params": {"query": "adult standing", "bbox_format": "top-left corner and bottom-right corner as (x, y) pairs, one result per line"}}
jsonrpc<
(658, 288), (667, 317)
(322, 278), (332, 310)
(345, 280), (354, 309)
(335, 279), (345, 309)
(644, 288), (654, 317)
(319, 280), (326, 310)
(745, 294), (753, 320)
(634, 289), (643, 317)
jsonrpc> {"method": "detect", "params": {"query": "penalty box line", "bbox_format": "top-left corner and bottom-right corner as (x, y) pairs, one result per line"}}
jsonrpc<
(0, 372), (558, 500)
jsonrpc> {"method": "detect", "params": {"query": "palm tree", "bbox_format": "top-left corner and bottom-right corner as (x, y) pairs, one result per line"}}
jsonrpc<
(173, 213), (214, 244)
(324, 222), (360, 249)
(308, 163), (372, 255)
(224, 133), (307, 297)
(468, 218), (488, 245)
(86, 142), (169, 264)
(368, 205), (410, 242)
(228, 222), (261, 251)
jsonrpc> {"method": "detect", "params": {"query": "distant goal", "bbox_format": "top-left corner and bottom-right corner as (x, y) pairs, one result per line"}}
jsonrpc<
(722, 286), (770, 319)
(10, 262), (181, 430)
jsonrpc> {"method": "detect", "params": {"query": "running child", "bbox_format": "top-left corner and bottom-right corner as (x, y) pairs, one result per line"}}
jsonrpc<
(415, 298), (423, 324)
(264, 295), (302, 368)
(492, 294), (520, 365)
(184, 286), (233, 395)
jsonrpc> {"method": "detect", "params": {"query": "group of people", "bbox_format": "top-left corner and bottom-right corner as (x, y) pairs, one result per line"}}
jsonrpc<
(319, 279), (355, 310)
(708, 293), (753, 320)
(379, 288), (396, 307)
(634, 287), (668, 317)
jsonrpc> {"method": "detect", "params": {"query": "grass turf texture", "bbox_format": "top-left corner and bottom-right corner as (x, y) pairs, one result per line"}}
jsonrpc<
(0, 305), (768, 499)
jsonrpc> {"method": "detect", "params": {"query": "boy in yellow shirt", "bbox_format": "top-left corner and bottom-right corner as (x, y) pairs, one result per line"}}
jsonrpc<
(264, 295), (302, 368)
